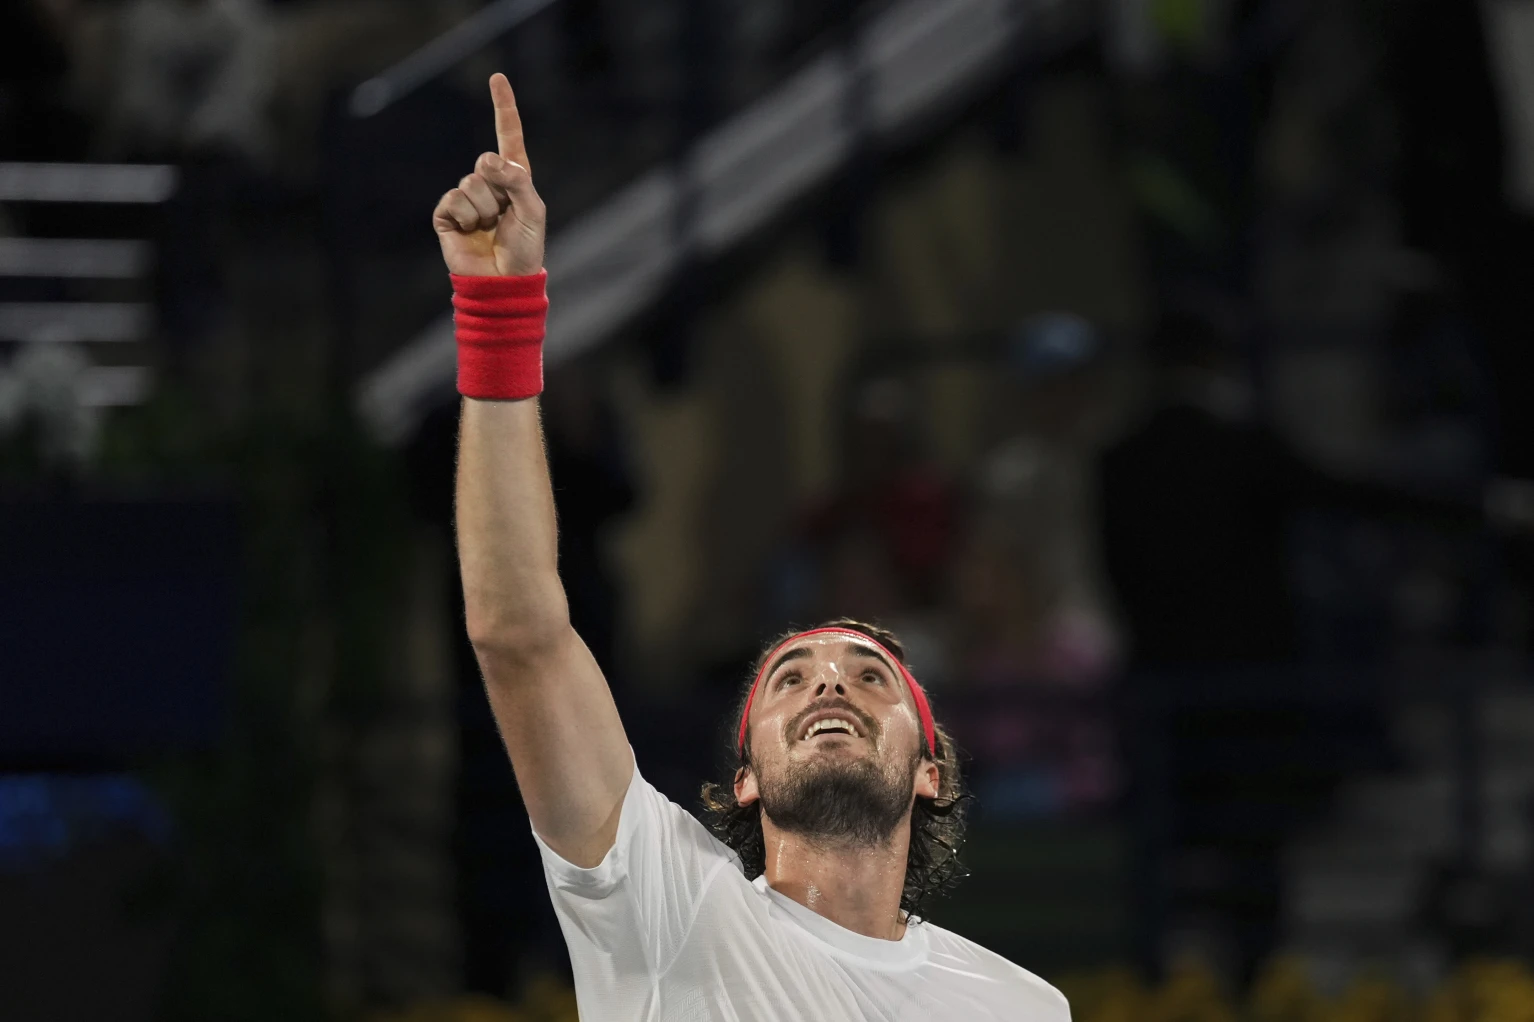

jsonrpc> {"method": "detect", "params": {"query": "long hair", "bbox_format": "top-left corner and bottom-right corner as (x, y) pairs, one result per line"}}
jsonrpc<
(699, 618), (969, 919)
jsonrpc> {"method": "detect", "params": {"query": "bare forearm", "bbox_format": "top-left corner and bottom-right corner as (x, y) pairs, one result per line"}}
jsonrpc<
(456, 393), (632, 864)
(456, 396), (568, 649)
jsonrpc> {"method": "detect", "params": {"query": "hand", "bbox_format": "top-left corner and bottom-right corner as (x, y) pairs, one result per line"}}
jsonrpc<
(433, 73), (547, 277)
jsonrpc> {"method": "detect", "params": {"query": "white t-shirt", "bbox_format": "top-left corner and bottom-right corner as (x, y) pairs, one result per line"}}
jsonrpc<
(533, 760), (1072, 1021)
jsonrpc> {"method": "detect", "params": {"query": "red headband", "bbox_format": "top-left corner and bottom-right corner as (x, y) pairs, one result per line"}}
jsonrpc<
(736, 627), (937, 758)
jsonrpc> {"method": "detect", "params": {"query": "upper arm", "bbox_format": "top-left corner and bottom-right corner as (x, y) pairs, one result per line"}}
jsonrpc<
(476, 625), (633, 867)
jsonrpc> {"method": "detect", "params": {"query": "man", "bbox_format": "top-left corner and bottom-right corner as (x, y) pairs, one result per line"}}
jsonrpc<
(435, 72), (1070, 1020)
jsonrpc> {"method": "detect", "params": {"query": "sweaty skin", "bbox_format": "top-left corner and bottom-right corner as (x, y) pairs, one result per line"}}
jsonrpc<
(734, 634), (940, 940)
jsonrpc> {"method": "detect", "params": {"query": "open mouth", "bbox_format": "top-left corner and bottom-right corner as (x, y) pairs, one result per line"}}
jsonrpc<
(799, 715), (863, 742)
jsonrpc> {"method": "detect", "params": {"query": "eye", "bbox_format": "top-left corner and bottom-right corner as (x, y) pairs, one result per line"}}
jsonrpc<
(861, 669), (885, 685)
(776, 671), (802, 690)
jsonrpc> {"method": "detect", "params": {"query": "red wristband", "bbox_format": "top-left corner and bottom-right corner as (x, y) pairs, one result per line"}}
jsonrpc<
(452, 270), (549, 400)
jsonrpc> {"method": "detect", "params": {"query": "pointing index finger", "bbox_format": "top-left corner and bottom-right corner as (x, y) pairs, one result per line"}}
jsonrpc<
(489, 73), (530, 175)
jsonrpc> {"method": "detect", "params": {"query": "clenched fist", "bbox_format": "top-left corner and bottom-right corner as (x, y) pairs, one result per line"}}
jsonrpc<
(433, 73), (546, 277)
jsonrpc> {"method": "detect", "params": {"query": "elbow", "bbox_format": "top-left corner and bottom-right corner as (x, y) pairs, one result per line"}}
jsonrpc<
(464, 590), (572, 662)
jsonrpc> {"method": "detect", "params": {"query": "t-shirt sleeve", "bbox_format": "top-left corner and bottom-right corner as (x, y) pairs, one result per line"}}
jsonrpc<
(532, 754), (739, 972)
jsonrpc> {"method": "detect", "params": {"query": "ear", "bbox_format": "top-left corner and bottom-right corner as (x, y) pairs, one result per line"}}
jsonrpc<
(914, 758), (940, 800)
(734, 765), (760, 807)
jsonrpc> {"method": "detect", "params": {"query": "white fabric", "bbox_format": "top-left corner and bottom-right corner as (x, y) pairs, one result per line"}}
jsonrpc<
(534, 759), (1071, 1022)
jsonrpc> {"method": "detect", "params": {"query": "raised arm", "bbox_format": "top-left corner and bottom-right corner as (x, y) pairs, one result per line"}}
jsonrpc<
(436, 74), (632, 867)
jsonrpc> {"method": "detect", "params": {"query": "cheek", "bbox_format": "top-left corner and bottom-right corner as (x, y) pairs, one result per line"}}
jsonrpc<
(755, 704), (794, 747)
(879, 700), (921, 742)
(872, 705), (926, 770)
(745, 709), (791, 772)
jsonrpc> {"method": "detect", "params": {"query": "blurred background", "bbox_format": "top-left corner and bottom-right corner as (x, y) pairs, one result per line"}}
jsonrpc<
(4, 0), (1534, 1018)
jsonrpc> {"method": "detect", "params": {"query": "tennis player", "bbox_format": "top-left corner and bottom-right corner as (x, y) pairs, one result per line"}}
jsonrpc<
(435, 72), (1071, 1021)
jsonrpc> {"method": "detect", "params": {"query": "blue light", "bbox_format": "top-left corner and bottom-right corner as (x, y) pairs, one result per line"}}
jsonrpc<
(0, 773), (172, 870)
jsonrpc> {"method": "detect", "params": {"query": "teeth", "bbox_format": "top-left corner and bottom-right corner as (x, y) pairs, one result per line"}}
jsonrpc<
(805, 717), (857, 739)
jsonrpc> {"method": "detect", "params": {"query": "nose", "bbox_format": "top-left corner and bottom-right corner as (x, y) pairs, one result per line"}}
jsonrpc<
(814, 676), (845, 697)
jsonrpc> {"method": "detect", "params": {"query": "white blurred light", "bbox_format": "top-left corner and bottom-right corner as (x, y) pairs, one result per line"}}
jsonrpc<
(0, 239), (152, 279)
(0, 163), (178, 204)
(0, 303), (150, 343)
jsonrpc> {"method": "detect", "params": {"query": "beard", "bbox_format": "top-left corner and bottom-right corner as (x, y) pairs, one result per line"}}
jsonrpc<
(758, 745), (919, 848)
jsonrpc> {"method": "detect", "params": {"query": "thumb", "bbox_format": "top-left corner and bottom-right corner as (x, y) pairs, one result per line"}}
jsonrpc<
(478, 153), (544, 225)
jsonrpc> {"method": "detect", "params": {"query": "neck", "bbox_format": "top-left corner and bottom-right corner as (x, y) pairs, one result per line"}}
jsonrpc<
(759, 817), (911, 941)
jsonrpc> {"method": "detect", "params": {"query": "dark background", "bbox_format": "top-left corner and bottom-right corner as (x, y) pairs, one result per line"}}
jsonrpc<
(3, 0), (1534, 1019)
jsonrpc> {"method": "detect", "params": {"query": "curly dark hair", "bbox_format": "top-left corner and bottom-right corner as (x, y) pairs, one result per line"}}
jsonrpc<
(700, 618), (969, 920)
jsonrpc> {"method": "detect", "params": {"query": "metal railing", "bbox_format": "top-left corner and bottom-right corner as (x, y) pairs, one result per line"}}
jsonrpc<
(349, 0), (564, 118)
(0, 162), (174, 409)
(341, 0), (1089, 442)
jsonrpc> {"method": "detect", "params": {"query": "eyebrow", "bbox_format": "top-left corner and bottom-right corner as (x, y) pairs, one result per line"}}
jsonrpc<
(764, 645), (812, 681)
(844, 642), (898, 677)
(763, 641), (898, 685)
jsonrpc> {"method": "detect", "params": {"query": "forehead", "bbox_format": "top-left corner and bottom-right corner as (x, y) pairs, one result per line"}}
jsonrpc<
(763, 633), (898, 677)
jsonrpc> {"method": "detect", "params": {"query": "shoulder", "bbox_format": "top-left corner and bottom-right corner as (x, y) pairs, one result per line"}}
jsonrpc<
(539, 763), (740, 889)
(919, 922), (1071, 1018)
(626, 768), (737, 852)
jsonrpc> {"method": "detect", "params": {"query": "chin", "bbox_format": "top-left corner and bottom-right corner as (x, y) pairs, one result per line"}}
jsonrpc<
(797, 737), (868, 758)
(797, 749), (882, 782)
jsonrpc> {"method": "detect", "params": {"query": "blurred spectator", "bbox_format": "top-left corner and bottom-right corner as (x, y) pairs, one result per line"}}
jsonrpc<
(958, 313), (1120, 691)
(950, 517), (1078, 690)
(949, 503), (1120, 818)
(947, 314), (1122, 820)
(796, 373), (959, 619)
(817, 526), (911, 628)
(764, 372), (958, 697)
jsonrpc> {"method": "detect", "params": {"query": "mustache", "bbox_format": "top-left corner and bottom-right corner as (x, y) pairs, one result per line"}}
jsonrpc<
(785, 697), (878, 743)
